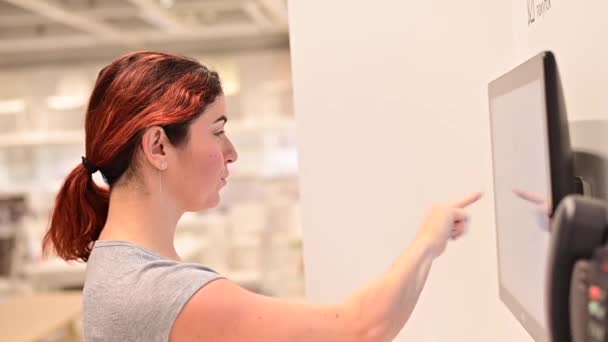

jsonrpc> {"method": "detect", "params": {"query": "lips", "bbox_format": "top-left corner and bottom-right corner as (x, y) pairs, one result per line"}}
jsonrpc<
(219, 169), (230, 186)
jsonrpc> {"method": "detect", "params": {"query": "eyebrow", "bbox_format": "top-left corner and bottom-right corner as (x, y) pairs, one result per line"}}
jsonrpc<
(214, 115), (227, 124)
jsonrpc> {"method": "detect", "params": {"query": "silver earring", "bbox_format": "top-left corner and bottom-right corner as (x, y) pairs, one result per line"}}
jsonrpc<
(159, 170), (162, 195)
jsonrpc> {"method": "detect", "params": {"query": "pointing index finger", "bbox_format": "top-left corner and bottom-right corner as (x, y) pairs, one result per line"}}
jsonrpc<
(451, 192), (483, 208)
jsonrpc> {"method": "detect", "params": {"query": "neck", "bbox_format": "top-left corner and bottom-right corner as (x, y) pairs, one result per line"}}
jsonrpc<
(99, 181), (182, 261)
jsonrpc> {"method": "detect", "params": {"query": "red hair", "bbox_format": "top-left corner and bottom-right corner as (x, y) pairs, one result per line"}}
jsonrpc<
(43, 51), (223, 261)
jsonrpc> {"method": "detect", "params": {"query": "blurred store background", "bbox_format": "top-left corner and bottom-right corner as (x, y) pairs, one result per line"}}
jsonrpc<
(0, 1), (302, 340)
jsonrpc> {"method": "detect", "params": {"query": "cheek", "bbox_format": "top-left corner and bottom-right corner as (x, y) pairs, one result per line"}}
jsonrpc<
(202, 149), (224, 172)
(174, 149), (224, 209)
(173, 138), (225, 196)
(189, 147), (224, 184)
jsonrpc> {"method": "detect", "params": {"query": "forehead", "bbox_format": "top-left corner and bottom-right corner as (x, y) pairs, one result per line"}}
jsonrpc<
(187, 96), (226, 133)
(199, 95), (226, 123)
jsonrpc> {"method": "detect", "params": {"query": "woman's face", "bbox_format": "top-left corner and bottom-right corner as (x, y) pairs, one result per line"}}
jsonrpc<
(166, 95), (238, 211)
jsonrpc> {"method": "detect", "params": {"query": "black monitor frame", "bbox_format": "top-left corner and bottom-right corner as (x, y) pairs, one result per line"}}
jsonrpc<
(489, 50), (576, 342)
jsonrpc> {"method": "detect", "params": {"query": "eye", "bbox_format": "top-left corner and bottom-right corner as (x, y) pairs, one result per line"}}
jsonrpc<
(214, 130), (225, 136)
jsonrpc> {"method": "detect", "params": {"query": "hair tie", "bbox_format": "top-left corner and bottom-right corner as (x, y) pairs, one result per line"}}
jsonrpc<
(81, 156), (99, 174)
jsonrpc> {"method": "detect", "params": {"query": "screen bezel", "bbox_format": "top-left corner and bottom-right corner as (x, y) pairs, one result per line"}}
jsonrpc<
(488, 51), (574, 342)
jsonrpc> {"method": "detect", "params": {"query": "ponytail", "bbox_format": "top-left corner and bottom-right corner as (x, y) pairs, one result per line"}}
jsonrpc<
(43, 163), (109, 262)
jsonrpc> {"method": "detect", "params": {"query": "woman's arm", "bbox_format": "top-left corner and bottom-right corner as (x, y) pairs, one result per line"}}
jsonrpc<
(170, 193), (481, 342)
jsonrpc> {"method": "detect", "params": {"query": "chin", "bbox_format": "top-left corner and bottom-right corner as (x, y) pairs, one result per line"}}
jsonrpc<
(201, 194), (221, 210)
(184, 195), (220, 212)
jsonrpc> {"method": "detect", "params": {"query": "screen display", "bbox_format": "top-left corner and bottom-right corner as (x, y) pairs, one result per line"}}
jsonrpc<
(490, 78), (552, 337)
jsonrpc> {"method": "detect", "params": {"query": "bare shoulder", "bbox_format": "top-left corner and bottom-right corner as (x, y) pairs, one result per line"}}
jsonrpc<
(170, 279), (243, 342)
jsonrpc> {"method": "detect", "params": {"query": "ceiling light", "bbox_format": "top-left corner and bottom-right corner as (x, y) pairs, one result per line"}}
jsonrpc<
(0, 99), (26, 114)
(159, 0), (175, 9)
(46, 95), (86, 111)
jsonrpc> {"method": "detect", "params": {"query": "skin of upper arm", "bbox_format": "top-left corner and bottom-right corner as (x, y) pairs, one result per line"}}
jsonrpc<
(169, 279), (382, 342)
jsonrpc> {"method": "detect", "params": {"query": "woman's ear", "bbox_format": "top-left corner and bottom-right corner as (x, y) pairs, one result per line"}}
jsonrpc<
(141, 126), (169, 171)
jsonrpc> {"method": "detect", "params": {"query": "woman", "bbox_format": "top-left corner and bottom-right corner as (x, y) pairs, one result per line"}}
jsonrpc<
(44, 51), (481, 342)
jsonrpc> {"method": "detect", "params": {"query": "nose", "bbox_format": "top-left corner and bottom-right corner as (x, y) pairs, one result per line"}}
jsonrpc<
(224, 138), (238, 164)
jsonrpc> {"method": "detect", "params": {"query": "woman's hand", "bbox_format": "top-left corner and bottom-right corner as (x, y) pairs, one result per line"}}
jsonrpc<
(415, 192), (482, 258)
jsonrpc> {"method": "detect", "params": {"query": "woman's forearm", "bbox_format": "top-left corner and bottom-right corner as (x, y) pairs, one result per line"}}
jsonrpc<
(345, 236), (436, 341)
(341, 194), (480, 341)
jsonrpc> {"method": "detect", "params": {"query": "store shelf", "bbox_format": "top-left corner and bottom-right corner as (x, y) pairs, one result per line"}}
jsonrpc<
(0, 130), (84, 147)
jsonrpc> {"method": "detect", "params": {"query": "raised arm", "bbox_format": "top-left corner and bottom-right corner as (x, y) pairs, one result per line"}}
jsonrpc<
(170, 193), (482, 342)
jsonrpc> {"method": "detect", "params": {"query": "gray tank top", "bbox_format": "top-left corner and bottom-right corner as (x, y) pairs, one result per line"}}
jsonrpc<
(83, 240), (222, 342)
